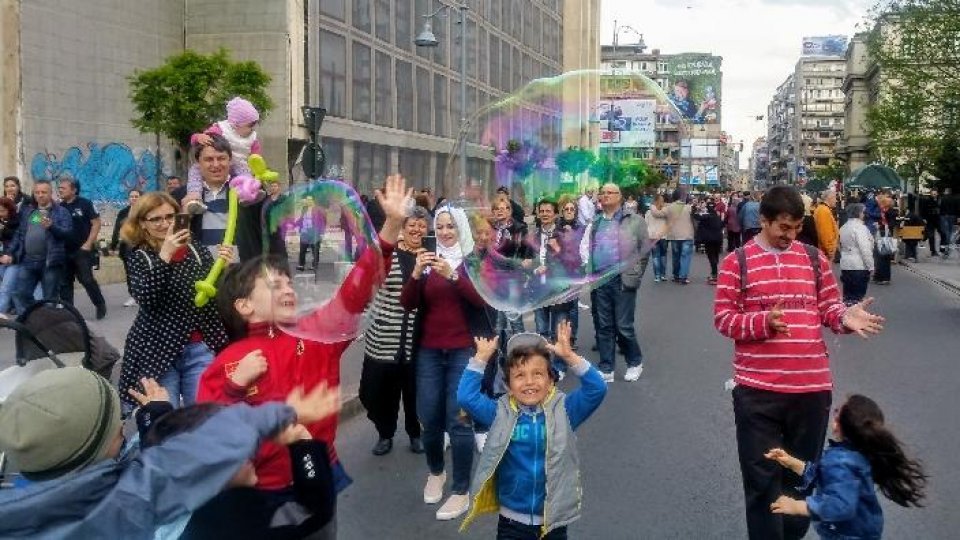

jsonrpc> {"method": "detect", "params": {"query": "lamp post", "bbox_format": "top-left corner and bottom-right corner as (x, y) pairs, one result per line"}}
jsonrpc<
(416, 1), (469, 196)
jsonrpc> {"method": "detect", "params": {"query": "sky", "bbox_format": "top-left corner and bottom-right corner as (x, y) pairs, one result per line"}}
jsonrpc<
(600, 0), (874, 167)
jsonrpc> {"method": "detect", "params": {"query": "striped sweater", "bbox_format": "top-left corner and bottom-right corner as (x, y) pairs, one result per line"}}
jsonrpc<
(364, 249), (417, 362)
(713, 239), (849, 393)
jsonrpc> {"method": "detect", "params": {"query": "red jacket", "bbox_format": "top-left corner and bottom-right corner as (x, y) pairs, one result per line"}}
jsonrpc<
(197, 239), (393, 490)
(713, 239), (849, 393)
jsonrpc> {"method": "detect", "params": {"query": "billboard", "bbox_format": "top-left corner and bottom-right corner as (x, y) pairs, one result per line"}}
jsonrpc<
(681, 138), (720, 159)
(667, 54), (721, 124)
(598, 99), (656, 148)
(801, 35), (848, 57)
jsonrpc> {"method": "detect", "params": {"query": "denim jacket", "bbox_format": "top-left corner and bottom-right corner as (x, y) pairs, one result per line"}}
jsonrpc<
(801, 440), (883, 540)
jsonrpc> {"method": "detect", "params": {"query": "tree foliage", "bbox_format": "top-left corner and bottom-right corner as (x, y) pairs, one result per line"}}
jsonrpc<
(933, 132), (960, 190)
(128, 49), (273, 158)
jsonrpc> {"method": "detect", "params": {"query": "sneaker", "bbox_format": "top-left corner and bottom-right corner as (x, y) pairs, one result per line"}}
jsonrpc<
(123, 297), (137, 307)
(680, 278), (691, 285)
(474, 432), (488, 453)
(423, 473), (446, 504)
(624, 365), (643, 381)
(371, 437), (393, 456)
(435, 493), (470, 521)
(601, 371), (614, 383)
(409, 437), (424, 454)
(653, 276), (661, 283)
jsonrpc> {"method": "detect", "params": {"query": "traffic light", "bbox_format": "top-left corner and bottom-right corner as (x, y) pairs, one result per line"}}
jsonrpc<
(301, 106), (327, 178)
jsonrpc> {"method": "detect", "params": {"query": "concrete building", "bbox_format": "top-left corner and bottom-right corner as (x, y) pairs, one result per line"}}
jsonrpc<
(748, 137), (770, 189)
(836, 32), (875, 173)
(767, 73), (796, 185)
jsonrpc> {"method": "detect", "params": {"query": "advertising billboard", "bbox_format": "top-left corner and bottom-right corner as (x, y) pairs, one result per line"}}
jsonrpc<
(598, 99), (656, 148)
(667, 54), (721, 124)
(680, 138), (720, 159)
(801, 35), (848, 57)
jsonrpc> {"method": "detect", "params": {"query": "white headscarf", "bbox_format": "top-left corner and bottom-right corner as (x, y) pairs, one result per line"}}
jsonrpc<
(433, 205), (474, 270)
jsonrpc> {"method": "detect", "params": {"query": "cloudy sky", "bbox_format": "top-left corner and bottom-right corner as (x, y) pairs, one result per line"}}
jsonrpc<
(600, 0), (874, 165)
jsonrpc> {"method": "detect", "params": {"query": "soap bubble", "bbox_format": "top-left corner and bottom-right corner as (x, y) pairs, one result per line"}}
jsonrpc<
(440, 70), (685, 314)
(265, 179), (384, 343)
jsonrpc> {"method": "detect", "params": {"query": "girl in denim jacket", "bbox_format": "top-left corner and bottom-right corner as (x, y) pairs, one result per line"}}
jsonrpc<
(766, 394), (926, 539)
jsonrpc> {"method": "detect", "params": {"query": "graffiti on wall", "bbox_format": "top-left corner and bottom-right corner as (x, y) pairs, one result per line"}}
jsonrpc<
(30, 142), (162, 206)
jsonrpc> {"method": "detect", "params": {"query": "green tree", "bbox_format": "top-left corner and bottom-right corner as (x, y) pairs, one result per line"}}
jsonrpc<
(933, 132), (960, 190)
(128, 48), (273, 172)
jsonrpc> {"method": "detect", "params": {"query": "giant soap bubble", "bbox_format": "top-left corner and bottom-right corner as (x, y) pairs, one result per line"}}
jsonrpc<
(265, 180), (385, 342)
(441, 70), (686, 315)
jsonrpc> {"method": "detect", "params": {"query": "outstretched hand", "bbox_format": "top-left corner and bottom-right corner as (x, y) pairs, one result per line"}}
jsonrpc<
(764, 448), (805, 475)
(842, 297), (885, 338)
(376, 175), (414, 245)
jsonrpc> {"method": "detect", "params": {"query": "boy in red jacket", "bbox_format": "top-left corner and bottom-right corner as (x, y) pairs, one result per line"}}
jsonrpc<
(197, 176), (411, 530)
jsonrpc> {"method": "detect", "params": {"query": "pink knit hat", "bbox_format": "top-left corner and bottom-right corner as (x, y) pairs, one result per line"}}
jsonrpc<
(226, 97), (260, 126)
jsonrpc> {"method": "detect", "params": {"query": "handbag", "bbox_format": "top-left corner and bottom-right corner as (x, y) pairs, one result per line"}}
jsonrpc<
(877, 233), (898, 256)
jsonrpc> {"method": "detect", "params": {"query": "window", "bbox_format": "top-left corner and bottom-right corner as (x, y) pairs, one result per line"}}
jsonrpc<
(319, 31), (346, 117)
(434, 73), (448, 137)
(352, 142), (390, 196)
(658, 61), (668, 72)
(489, 35), (500, 89)
(417, 66), (432, 134)
(374, 51), (393, 127)
(353, 0), (371, 33)
(396, 0), (412, 51)
(479, 29), (487, 84)
(502, 41), (512, 91)
(321, 138), (344, 178)
(513, 46), (522, 90)
(396, 60), (414, 131)
(352, 42), (372, 123)
(466, 17), (477, 80)
(399, 149), (431, 183)
(320, 0), (345, 20)
(375, 0), (391, 42)
(415, 0), (432, 60)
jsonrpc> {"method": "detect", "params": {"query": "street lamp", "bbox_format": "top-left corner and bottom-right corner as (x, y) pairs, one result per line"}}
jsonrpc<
(612, 21), (645, 53)
(416, 1), (469, 196)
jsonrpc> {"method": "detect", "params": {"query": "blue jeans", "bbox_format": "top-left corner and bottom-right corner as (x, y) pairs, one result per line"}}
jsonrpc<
(671, 239), (694, 280)
(591, 275), (642, 373)
(941, 215), (957, 255)
(0, 264), (20, 314)
(651, 239), (668, 279)
(415, 346), (475, 494)
(14, 260), (64, 314)
(157, 342), (214, 407)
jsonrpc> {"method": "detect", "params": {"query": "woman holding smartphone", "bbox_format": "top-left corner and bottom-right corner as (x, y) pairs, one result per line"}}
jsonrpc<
(117, 191), (232, 413)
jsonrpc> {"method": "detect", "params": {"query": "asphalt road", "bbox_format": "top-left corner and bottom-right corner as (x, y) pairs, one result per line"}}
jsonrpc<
(333, 252), (960, 539)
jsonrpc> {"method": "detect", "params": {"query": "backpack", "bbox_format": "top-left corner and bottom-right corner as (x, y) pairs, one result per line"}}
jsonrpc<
(735, 243), (821, 311)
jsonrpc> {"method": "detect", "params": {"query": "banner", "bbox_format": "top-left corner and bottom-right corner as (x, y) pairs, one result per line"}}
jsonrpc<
(598, 99), (656, 148)
(801, 36), (848, 57)
(667, 54), (721, 125)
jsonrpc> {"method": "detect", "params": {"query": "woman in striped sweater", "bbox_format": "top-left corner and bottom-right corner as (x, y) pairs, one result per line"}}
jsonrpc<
(358, 206), (431, 456)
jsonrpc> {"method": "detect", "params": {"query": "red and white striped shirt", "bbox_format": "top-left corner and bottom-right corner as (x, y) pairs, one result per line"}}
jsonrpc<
(713, 239), (849, 393)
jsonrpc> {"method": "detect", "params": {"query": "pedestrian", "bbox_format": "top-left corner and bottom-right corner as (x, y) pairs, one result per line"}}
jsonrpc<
(766, 394), (926, 539)
(198, 176), (411, 537)
(296, 196), (324, 271)
(166, 175), (184, 193)
(0, 197), (20, 316)
(580, 183), (649, 382)
(400, 205), (486, 521)
(725, 193), (742, 252)
(872, 192), (898, 285)
(556, 194), (585, 344)
(109, 188), (142, 308)
(261, 180), (289, 260)
(838, 203), (875, 305)
(900, 207), (925, 262)
(624, 193), (639, 215)
(814, 189), (839, 261)
(496, 185), (526, 225)
(713, 184), (885, 540)
(359, 206), (431, 457)
(739, 191), (762, 242)
(57, 175), (108, 319)
(918, 188), (941, 256)
(645, 193), (669, 282)
(457, 322), (607, 539)
(796, 193), (820, 250)
(491, 194), (530, 336)
(527, 198), (566, 343)
(2, 180), (73, 314)
(939, 187), (959, 258)
(665, 188), (695, 284)
(695, 200), (725, 284)
(577, 184), (597, 227)
(3, 176), (33, 213)
(0, 367), (339, 539)
(117, 191), (231, 412)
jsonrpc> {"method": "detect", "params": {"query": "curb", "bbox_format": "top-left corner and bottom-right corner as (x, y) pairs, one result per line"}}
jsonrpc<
(902, 262), (960, 298)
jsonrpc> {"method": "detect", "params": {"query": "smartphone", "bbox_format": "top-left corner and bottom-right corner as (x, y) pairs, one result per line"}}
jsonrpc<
(173, 213), (192, 233)
(422, 235), (437, 252)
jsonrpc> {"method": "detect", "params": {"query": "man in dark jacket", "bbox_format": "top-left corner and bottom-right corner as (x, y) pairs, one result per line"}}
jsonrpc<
(58, 175), (107, 319)
(919, 189), (941, 255)
(939, 187), (959, 258)
(1, 180), (73, 313)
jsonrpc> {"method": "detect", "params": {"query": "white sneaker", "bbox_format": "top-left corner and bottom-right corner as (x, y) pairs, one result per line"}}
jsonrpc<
(423, 472), (446, 504)
(601, 371), (614, 383)
(624, 365), (643, 382)
(474, 432), (488, 453)
(123, 297), (137, 307)
(444, 432), (450, 451)
(435, 493), (470, 521)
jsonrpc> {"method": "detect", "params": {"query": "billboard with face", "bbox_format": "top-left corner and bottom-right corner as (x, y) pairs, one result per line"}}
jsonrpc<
(598, 99), (657, 148)
(801, 36), (848, 57)
(667, 54), (721, 125)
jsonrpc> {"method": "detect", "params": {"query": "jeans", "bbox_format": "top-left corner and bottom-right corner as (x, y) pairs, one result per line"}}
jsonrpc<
(497, 515), (567, 540)
(941, 215), (957, 255)
(733, 385), (831, 540)
(840, 270), (871, 305)
(671, 239), (694, 280)
(415, 347), (474, 494)
(60, 249), (106, 308)
(591, 275), (642, 373)
(0, 264), (20, 314)
(495, 311), (525, 341)
(650, 239), (668, 279)
(14, 260), (64, 314)
(157, 342), (214, 407)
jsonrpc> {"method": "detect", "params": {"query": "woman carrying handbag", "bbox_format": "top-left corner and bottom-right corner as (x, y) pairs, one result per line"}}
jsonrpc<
(873, 193), (898, 285)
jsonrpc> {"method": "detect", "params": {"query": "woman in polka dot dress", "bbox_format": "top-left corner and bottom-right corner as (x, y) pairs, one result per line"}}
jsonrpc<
(118, 192), (231, 412)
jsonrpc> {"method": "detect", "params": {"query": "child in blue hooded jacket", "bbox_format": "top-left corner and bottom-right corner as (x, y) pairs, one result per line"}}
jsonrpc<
(458, 321), (606, 539)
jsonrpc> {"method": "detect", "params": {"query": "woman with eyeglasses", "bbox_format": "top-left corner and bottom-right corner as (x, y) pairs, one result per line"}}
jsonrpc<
(556, 194), (585, 345)
(117, 191), (232, 414)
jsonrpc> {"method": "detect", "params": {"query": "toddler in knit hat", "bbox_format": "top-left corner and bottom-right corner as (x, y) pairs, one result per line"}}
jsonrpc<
(184, 96), (263, 214)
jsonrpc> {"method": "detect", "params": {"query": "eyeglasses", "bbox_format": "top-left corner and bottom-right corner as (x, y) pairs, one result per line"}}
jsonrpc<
(600, 190), (620, 195)
(143, 213), (175, 225)
(563, 206), (576, 211)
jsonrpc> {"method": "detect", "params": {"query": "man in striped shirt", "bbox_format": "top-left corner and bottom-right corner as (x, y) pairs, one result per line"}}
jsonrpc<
(713, 185), (884, 540)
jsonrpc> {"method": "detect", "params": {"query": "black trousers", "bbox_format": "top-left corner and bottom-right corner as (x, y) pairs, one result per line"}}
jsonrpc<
(358, 357), (420, 440)
(727, 229), (741, 252)
(704, 240), (722, 277)
(732, 385), (831, 540)
(60, 249), (105, 308)
(497, 515), (567, 540)
(840, 270), (871, 305)
(299, 242), (320, 269)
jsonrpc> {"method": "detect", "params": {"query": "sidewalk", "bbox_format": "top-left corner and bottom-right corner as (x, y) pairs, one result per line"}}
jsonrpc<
(901, 252), (960, 296)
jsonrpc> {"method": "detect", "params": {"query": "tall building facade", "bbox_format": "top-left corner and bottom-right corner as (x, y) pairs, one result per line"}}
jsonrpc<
(749, 137), (770, 189)
(836, 32), (875, 173)
(767, 74), (795, 185)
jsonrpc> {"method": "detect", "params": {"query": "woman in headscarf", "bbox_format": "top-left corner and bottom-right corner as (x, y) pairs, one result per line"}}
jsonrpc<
(400, 205), (485, 522)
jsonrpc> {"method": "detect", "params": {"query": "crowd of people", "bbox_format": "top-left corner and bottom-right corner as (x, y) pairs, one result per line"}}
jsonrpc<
(0, 101), (942, 540)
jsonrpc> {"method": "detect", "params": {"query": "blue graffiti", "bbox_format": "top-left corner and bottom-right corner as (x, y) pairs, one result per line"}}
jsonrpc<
(30, 142), (162, 206)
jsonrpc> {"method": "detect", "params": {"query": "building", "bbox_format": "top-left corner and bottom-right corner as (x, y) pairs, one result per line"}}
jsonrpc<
(767, 74), (796, 185)
(748, 137), (770, 189)
(600, 40), (723, 188)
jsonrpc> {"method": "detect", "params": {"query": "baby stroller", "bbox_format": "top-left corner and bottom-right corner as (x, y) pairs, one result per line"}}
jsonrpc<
(0, 300), (120, 487)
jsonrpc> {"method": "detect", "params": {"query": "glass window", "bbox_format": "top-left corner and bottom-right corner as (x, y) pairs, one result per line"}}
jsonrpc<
(353, 0), (371, 33)
(513, 46), (522, 90)
(431, 14), (448, 67)
(466, 17), (477, 81)
(352, 142), (390, 196)
(320, 0), (345, 20)
(489, 0), (501, 27)
(321, 138), (345, 178)
(375, 0), (391, 42)
(352, 42), (372, 123)
(396, 0), (412, 51)
(396, 60), (415, 131)
(319, 31), (346, 117)
(489, 35), (500, 90)
(399, 149), (431, 184)
(435, 152), (448, 192)
(374, 51), (393, 127)
(434, 73), (448, 137)
(417, 66), (432, 134)
(479, 29), (488, 84)
(502, 41), (512, 92)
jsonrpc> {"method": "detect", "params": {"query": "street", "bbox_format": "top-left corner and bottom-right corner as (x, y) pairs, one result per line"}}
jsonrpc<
(333, 253), (960, 539)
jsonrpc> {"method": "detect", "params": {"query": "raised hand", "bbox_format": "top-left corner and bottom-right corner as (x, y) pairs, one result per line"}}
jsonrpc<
(128, 377), (170, 406)
(764, 448), (805, 475)
(546, 320), (578, 365)
(473, 336), (499, 364)
(230, 349), (268, 387)
(376, 174), (414, 222)
(286, 382), (341, 424)
(842, 297), (885, 338)
(765, 299), (790, 336)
